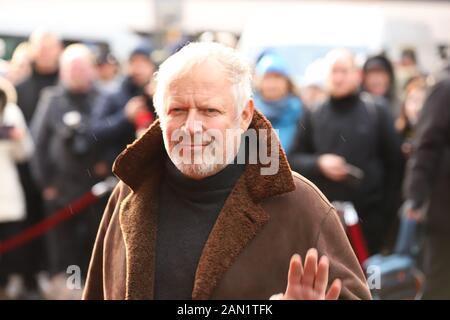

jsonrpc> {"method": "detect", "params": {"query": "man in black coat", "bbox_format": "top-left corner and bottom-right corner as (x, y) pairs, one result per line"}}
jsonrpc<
(289, 49), (402, 255)
(16, 30), (62, 124)
(404, 64), (450, 300)
(30, 45), (108, 294)
(90, 46), (155, 166)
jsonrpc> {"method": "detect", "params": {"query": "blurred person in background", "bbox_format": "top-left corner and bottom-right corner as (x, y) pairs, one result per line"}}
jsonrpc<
(124, 80), (156, 139)
(6, 42), (32, 85)
(395, 75), (428, 159)
(300, 58), (328, 111)
(91, 45), (155, 167)
(95, 52), (122, 95)
(13, 30), (62, 294)
(382, 75), (428, 253)
(362, 55), (399, 116)
(404, 62), (450, 300)
(396, 48), (422, 101)
(30, 44), (108, 299)
(289, 48), (402, 255)
(253, 53), (304, 155)
(0, 77), (33, 299)
(16, 29), (62, 124)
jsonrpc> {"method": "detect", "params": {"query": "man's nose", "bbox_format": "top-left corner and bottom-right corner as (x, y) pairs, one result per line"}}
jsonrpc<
(183, 109), (203, 134)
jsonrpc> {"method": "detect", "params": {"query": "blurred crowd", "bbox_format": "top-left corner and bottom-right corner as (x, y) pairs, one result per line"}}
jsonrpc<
(0, 28), (448, 299)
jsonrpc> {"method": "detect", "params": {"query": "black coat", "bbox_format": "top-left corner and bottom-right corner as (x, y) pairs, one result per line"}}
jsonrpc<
(30, 85), (106, 209)
(289, 93), (402, 218)
(405, 66), (450, 233)
(15, 66), (59, 125)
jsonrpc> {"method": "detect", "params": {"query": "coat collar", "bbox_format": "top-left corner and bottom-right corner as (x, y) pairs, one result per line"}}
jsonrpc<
(113, 109), (295, 299)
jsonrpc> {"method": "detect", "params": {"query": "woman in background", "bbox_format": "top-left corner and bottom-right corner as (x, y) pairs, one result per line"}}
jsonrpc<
(253, 53), (303, 155)
(0, 77), (34, 299)
(362, 55), (399, 115)
(396, 75), (428, 159)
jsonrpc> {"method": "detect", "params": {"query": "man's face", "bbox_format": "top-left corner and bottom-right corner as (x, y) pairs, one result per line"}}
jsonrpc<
(97, 62), (118, 81)
(31, 36), (62, 72)
(259, 72), (289, 101)
(301, 85), (327, 109)
(405, 87), (426, 126)
(128, 55), (155, 87)
(364, 69), (391, 97)
(327, 57), (360, 98)
(161, 61), (253, 180)
(62, 57), (95, 93)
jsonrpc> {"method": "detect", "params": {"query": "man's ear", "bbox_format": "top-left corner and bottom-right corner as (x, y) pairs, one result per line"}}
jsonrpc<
(240, 99), (254, 131)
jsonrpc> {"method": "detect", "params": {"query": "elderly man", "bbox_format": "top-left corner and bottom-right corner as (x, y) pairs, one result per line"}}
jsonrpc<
(83, 43), (370, 300)
(31, 44), (108, 297)
(16, 29), (62, 124)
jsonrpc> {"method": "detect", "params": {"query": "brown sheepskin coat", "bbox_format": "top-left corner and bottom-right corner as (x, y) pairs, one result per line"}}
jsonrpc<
(82, 110), (371, 300)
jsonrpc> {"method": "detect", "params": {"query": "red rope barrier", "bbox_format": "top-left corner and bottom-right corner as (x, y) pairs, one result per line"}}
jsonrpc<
(0, 192), (98, 255)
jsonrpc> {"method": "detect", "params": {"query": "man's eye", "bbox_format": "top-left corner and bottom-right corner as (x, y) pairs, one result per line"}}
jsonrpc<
(170, 108), (185, 114)
(205, 108), (219, 114)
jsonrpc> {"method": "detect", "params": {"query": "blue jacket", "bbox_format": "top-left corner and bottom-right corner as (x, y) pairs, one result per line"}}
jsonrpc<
(254, 93), (303, 154)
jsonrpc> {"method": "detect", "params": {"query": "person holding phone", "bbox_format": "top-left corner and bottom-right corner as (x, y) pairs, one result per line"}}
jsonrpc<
(289, 49), (402, 255)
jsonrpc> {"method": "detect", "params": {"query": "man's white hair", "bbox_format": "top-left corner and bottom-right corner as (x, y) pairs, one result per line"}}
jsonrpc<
(153, 42), (253, 119)
(324, 48), (356, 72)
(60, 43), (94, 67)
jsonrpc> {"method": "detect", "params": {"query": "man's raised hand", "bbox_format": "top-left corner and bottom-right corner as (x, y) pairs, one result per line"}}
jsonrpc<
(270, 248), (342, 300)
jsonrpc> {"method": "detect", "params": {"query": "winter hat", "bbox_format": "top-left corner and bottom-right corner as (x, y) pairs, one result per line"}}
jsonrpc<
(129, 45), (153, 62)
(255, 53), (290, 78)
(363, 55), (394, 77)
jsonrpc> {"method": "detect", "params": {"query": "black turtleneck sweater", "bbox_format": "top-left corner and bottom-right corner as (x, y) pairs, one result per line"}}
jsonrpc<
(154, 158), (245, 299)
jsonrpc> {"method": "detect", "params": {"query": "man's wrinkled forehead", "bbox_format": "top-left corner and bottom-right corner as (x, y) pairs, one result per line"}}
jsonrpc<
(177, 59), (228, 80)
(166, 62), (233, 96)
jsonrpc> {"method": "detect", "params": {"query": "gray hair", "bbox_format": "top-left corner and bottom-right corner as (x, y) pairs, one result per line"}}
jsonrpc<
(153, 42), (253, 119)
(60, 43), (94, 67)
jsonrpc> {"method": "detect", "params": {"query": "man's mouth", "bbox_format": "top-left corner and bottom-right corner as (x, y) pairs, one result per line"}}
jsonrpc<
(176, 136), (215, 148)
(178, 141), (212, 148)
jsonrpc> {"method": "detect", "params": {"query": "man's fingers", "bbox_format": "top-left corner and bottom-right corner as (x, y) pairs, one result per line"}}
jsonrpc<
(282, 249), (340, 300)
(286, 254), (303, 290)
(301, 248), (317, 289)
(284, 254), (303, 299)
(325, 279), (342, 300)
(314, 255), (329, 296)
